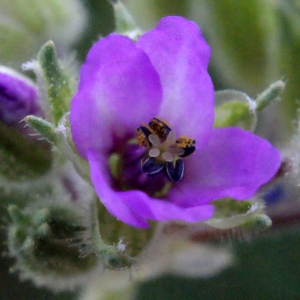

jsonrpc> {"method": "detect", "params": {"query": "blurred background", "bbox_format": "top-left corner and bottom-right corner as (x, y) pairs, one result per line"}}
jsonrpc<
(0, 0), (300, 299)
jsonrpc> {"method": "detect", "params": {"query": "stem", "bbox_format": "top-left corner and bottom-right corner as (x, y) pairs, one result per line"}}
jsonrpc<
(89, 197), (135, 270)
(90, 198), (115, 255)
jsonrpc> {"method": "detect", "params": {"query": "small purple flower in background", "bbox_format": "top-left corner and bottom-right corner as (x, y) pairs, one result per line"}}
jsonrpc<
(0, 66), (41, 130)
(70, 16), (281, 228)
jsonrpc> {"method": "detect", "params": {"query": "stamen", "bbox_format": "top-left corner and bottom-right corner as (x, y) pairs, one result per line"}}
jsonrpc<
(165, 159), (185, 183)
(162, 152), (173, 162)
(149, 117), (171, 140)
(136, 126), (152, 147)
(136, 117), (195, 183)
(149, 148), (160, 157)
(148, 134), (160, 147)
(169, 147), (185, 156)
(141, 157), (164, 175)
(164, 130), (176, 146)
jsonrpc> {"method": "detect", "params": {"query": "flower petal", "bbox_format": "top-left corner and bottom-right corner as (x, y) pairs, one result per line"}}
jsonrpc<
(124, 195), (214, 222)
(0, 66), (40, 126)
(168, 127), (281, 207)
(88, 149), (149, 228)
(71, 34), (162, 158)
(137, 16), (214, 150)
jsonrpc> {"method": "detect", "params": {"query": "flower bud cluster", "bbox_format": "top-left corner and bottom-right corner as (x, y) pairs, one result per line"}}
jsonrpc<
(7, 202), (98, 291)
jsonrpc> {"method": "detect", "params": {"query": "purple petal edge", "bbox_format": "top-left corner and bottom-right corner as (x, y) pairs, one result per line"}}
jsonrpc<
(169, 127), (281, 207)
(137, 16), (214, 150)
(71, 34), (162, 159)
(88, 149), (149, 228)
(123, 193), (214, 222)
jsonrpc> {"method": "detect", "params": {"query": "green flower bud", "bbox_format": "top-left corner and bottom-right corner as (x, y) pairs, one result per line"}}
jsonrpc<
(7, 202), (99, 291)
(241, 214), (272, 231)
(214, 90), (257, 131)
(0, 0), (87, 66)
(214, 81), (285, 131)
(206, 198), (271, 230)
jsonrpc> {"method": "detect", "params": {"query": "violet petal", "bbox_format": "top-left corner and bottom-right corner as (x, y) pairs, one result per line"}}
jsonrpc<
(168, 127), (281, 207)
(123, 194), (214, 222)
(0, 66), (40, 126)
(88, 149), (149, 228)
(137, 16), (214, 150)
(70, 34), (163, 159)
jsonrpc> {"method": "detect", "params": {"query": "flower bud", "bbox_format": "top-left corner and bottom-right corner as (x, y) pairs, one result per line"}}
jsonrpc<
(205, 198), (271, 230)
(7, 202), (99, 291)
(0, 66), (52, 180)
(214, 90), (257, 131)
(214, 81), (285, 132)
(0, 66), (41, 129)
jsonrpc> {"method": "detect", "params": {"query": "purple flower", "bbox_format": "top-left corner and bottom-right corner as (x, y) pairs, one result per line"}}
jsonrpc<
(70, 17), (280, 228)
(0, 66), (41, 129)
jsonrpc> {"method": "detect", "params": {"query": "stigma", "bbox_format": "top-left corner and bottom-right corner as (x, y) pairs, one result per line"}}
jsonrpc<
(136, 117), (196, 183)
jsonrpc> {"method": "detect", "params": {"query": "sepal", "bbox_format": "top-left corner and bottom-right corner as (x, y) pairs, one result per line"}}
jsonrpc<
(214, 80), (285, 131)
(205, 198), (271, 230)
(214, 90), (257, 131)
(24, 115), (56, 144)
(255, 80), (285, 112)
(109, 0), (142, 40)
(37, 41), (73, 125)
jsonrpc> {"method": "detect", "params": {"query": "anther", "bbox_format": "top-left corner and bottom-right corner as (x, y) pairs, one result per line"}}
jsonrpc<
(165, 159), (185, 183)
(136, 117), (195, 183)
(141, 157), (164, 175)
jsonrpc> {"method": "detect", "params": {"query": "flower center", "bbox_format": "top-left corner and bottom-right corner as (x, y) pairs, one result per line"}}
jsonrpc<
(136, 117), (196, 183)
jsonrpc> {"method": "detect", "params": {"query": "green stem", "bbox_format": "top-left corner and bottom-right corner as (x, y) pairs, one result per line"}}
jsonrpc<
(89, 198), (135, 270)
(90, 198), (114, 255)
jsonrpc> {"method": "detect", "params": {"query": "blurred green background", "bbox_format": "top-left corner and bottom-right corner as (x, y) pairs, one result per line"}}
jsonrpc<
(1, 0), (300, 299)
